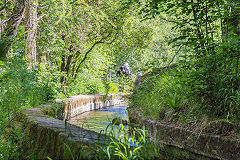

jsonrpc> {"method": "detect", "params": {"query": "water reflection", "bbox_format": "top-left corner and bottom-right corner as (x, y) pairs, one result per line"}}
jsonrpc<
(69, 105), (129, 135)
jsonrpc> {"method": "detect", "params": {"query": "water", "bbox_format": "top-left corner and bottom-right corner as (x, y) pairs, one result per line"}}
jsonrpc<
(69, 105), (212, 160)
(69, 105), (129, 135)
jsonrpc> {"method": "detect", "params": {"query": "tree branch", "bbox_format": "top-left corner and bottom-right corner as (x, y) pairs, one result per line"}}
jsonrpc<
(167, 45), (183, 68)
(73, 31), (114, 79)
(37, 14), (46, 21)
(73, 41), (103, 79)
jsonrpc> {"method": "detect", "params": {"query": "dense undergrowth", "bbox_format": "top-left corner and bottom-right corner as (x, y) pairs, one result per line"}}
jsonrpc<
(0, 57), (58, 159)
(92, 127), (160, 160)
(0, 57), (122, 159)
(130, 62), (240, 127)
(130, 67), (195, 121)
(129, 0), (240, 127)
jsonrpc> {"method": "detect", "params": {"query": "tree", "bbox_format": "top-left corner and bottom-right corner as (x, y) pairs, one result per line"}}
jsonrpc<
(0, 0), (39, 69)
(38, 0), (153, 93)
(133, 0), (240, 117)
(0, 0), (25, 59)
(24, 0), (38, 68)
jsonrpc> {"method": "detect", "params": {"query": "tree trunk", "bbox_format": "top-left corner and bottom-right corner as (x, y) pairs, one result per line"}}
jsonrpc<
(0, 0), (25, 60)
(24, 0), (38, 68)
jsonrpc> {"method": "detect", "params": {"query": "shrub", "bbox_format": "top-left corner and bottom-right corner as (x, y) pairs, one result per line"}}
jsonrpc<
(0, 57), (59, 159)
(130, 68), (191, 120)
(94, 125), (160, 159)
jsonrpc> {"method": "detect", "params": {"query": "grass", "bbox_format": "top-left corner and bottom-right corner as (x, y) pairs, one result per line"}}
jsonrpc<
(130, 68), (191, 120)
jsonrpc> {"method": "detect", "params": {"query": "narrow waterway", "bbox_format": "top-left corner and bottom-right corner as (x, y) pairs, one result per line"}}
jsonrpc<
(69, 105), (213, 160)
(69, 105), (129, 135)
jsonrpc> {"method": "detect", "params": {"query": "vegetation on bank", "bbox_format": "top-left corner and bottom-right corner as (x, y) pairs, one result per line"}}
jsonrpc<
(130, 0), (240, 128)
(0, 0), (239, 159)
(0, 0), (157, 158)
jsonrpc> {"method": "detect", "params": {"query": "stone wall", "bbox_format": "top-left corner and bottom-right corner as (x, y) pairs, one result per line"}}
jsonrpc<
(128, 108), (240, 160)
(13, 94), (124, 159)
(16, 107), (110, 159)
(64, 94), (123, 120)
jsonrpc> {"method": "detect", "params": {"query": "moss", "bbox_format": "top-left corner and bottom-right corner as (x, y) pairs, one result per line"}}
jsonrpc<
(41, 102), (65, 120)
(128, 107), (240, 160)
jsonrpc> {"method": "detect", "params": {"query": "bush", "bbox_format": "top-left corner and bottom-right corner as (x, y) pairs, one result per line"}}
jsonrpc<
(68, 74), (106, 95)
(0, 57), (60, 159)
(130, 68), (191, 120)
(93, 125), (160, 159)
(104, 80), (119, 94)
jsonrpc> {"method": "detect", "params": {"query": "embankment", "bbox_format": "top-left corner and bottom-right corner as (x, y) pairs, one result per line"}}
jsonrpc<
(11, 94), (124, 159)
(128, 107), (240, 160)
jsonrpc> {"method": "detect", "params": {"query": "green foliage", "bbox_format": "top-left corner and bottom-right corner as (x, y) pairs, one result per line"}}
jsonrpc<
(166, 92), (181, 110)
(69, 75), (105, 95)
(0, 57), (60, 159)
(114, 16), (177, 77)
(0, 23), (26, 60)
(131, 0), (240, 120)
(42, 102), (64, 120)
(0, 124), (25, 160)
(1, 58), (42, 112)
(94, 126), (160, 159)
(104, 80), (119, 94)
(131, 68), (191, 119)
(37, 0), (155, 94)
(1, 0), (240, 158)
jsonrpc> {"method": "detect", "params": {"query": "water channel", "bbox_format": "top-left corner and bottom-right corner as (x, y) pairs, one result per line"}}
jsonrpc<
(69, 105), (212, 160)
(69, 105), (129, 136)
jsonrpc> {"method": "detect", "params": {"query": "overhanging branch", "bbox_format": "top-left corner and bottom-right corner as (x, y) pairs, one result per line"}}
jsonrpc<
(72, 31), (114, 79)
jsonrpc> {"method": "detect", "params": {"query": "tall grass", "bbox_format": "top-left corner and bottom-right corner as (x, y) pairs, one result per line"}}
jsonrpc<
(0, 57), (59, 159)
(90, 122), (160, 160)
(130, 68), (191, 120)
